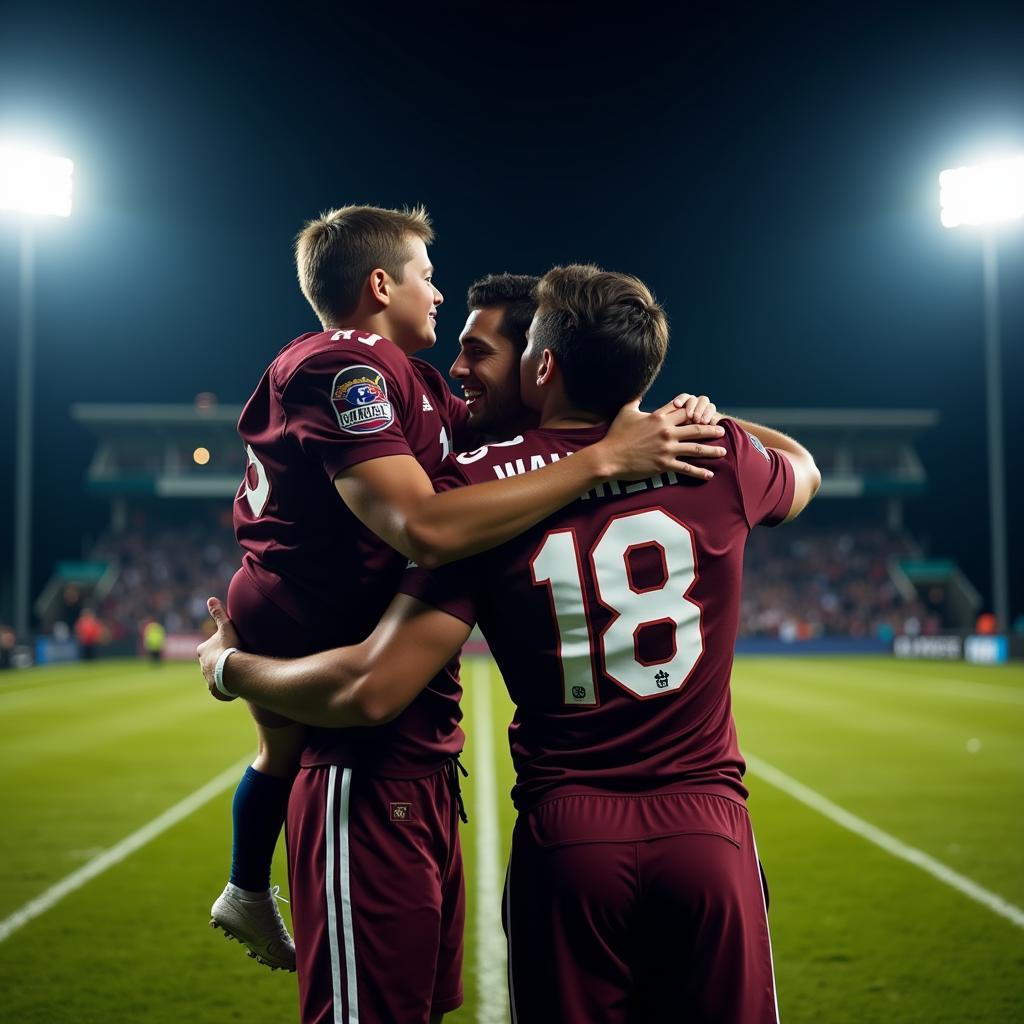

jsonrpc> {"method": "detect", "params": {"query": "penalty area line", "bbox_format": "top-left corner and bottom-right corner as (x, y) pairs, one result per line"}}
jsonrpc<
(745, 753), (1024, 931)
(0, 759), (249, 945)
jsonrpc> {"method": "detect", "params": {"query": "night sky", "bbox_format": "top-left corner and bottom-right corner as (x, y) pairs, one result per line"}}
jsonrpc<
(1, 2), (1022, 622)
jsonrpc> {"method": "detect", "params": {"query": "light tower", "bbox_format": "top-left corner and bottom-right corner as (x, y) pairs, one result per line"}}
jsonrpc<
(940, 154), (1024, 632)
(0, 145), (74, 640)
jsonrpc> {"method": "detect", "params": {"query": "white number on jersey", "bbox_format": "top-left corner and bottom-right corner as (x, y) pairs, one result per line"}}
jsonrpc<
(330, 329), (382, 346)
(456, 435), (525, 465)
(243, 444), (271, 517)
(530, 508), (703, 705)
(440, 427), (451, 460)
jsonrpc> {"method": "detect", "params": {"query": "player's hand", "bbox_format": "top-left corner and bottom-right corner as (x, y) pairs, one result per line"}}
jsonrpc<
(197, 597), (241, 701)
(672, 393), (720, 426)
(600, 398), (727, 481)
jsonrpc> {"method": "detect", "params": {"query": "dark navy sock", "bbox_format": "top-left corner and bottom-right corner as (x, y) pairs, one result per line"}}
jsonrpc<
(229, 766), (292, 892)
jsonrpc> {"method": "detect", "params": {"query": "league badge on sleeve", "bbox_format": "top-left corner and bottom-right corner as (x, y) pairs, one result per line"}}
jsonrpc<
(331, 365), (395, 434)
(746, 431), (770, 461)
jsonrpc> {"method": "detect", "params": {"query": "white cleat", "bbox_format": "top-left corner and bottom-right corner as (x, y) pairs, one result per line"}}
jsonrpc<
(210, 883), (296, 972)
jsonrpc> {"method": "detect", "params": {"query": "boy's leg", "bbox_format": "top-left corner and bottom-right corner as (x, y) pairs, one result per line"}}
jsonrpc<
(210, 567), (307, 970)
(231, 710), (303, 891)
(210, 712), (303, 971)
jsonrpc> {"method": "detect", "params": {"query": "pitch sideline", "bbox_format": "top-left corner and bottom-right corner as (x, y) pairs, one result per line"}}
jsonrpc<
(0, 759), (249, 944)
(745, 753), (1024, 931)
(469, 658), (510, 1024)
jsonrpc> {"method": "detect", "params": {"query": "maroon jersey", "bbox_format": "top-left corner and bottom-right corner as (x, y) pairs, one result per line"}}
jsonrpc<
(399, 419), (793, 809)
(234, 327), (469, 775)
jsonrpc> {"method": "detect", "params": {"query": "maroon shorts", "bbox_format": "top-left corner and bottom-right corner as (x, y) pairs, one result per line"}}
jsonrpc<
(503, 790), (778, 1024)
(287, 764), (465, 1024)
(227, 568), (315, 658)
(227, 567), (317, 727)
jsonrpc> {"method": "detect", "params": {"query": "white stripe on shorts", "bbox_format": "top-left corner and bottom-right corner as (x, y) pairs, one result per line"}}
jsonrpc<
(325, 767), (360, 1023)
(751, 830), (781, 1024)
(338, 768), (359, 1023)
(325, 767), (345, 1023)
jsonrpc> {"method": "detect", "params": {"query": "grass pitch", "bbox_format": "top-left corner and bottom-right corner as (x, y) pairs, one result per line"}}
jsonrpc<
(0, 656), (1021, 1022)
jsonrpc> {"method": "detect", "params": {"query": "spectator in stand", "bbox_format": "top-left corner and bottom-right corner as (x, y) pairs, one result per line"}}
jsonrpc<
(75, 609), (105, 661)
(143, 620), (166, 665)
(975, 612), (999, 635)
(0, 625), (15, 670)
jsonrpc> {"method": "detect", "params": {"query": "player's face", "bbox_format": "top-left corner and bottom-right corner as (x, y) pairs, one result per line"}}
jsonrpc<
(385, 236), (443, 352)
(450, 307), (528, 434)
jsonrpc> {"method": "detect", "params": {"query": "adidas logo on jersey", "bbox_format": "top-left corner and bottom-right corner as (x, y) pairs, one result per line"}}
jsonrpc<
(422, 395), (433, 412)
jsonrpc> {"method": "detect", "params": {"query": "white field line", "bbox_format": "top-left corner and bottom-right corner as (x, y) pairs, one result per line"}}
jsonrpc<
(0, 759), (248, 944)
(745, 753), (1024, 931)
(469, 659), (510, 1024)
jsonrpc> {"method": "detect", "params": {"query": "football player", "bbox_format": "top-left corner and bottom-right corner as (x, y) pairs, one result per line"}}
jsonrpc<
(213, 205), (728, 1024)
(200, 263), (820, 1023)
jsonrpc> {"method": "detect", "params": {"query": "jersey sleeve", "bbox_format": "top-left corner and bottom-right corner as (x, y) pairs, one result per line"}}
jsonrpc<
(397, 560), (482, 628)
(429, 455), (473, 494)
(723, 418), (795, 528)
(281, 348), (416, 481)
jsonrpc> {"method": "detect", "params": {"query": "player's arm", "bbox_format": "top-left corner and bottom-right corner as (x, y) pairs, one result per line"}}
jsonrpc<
(720, 416), (819, 520)
(197, 597), (471, 727)
(671, 393), (820, 520)
(337, 398), (728, 569)
(677, 401), (817, 524)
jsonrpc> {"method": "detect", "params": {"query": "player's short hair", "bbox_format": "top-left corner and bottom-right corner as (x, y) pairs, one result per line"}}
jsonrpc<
(295, 205), (434, 327)
(466, 273), (540, 354)
(533, 264), (669, 418)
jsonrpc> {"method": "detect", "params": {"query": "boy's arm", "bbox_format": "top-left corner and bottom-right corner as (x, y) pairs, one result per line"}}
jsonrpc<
(197, 597), (471, 727)
(337, 398), (727, 569)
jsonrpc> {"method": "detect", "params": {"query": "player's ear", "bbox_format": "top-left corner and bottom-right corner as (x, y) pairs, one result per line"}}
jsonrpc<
(536, 348), (556, 387)
(368, 268), (391, 306)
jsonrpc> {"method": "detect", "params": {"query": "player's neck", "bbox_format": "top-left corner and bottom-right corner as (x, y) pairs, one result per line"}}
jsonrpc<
(538, 402), (606, 431)
(325, 313), (426, 358)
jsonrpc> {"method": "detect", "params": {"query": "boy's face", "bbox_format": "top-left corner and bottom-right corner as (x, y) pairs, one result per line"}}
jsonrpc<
(385, 236), (443, 351)
(450, 307), (531, 435)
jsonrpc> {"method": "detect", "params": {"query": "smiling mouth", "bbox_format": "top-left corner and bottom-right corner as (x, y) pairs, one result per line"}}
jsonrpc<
(463, 387), (483, 406)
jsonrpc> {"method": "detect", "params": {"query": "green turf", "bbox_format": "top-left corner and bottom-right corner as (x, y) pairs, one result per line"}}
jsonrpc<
(1, 656), (1022, 1022)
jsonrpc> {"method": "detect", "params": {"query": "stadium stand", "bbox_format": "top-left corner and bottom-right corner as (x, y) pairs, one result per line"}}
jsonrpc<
(42, 402), (978, 659)
(90, 515), (236, 642)
(742, 523), (940, 641)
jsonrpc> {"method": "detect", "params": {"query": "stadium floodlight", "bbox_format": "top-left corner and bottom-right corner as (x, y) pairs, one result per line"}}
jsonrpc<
(0, 146), (74, 217)
(1, 143), (74, 642)
(939, 154), (1023, 633)
(939, 155), (1024, 229)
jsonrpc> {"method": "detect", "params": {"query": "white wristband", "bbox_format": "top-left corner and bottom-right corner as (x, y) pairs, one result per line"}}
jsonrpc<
(214, 647), (239, 699)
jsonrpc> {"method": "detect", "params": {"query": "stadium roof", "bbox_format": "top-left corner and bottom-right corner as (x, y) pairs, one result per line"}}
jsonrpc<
(72, 404), (938, 499)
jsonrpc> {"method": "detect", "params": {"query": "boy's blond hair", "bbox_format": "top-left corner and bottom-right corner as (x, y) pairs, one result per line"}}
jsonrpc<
(295, 205), (433, 327)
